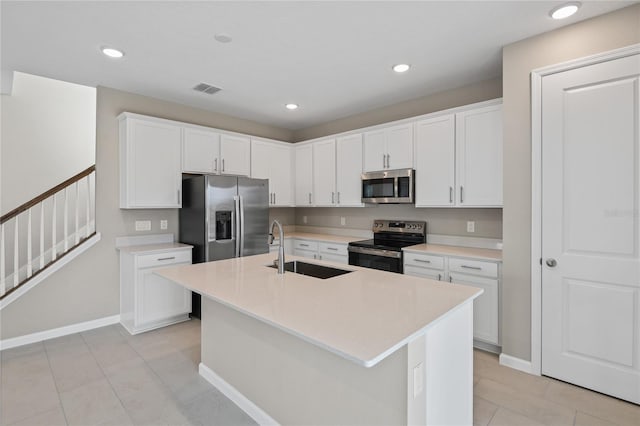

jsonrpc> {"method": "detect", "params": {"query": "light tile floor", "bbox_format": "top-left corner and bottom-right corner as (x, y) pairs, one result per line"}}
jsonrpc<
(1, 319), (638, 425)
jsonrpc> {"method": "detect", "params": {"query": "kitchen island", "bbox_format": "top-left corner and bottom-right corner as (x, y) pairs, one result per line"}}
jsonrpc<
(156, 253), (482, 425)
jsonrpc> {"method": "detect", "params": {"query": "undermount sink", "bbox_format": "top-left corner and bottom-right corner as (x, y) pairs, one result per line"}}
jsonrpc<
(267, 261), (353, 279)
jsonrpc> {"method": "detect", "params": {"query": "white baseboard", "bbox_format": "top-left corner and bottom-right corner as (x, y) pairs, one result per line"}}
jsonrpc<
(499, 353), (538, 376)
(199, 363), (279, 426)
(0, 313), (120, 351)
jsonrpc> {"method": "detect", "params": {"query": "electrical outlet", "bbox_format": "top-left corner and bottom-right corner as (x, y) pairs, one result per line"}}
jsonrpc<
(467, 221), (475, 233)
(135, 220), (151, 232)
(340, 217), (346, 226)
(303, 215), (307, 224)
(160, 220), (168, 230)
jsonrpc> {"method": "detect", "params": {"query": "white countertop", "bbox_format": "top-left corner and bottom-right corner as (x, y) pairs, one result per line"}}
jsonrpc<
(275, 232), (362, 244)
(118, 242), (193, 255)
(155, 253), (482, 367)
(404, 244), (502, 261)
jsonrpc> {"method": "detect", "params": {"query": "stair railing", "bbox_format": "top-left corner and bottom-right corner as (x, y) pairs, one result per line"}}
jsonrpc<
(0, 165), (96, 299)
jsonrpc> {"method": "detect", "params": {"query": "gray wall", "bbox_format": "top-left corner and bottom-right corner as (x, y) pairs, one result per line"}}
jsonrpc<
(0, 87), (293, 340)
(501, 4), (640, 361)
(296, 207), (502, 239)
(292, 77), (502, 142)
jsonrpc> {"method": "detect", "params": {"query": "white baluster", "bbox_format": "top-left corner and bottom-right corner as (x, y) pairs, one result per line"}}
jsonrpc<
(75, 181), (80, 244)
(14, 217), (19, 287)
(52, 195), (57, 261)
(1, 223), (5, 293)
(85, 175), (91, 237)
(40, 202), (45, 269)
(64, 187), (69, 252)
(27, 209), (32, 278)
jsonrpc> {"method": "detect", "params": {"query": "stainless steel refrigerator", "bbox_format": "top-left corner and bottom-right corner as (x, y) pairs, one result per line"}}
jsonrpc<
(179, 174), (269, 317)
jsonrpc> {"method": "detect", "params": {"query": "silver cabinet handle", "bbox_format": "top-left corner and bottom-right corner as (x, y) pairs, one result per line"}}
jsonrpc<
(387, 154), (390, 168)
(437, 273), (442, 281)
(222, 158), (225, 172)
(308, 193), (312, 204)
(313, 254), (317, 259)
(449, 186), (453, 203)
(273, 193), (276, 205)
(326, 247), (338, 251)
(460, 186), (464, 203)
(461, 265), (482, 270)
(332, 192), (335, 204)
(214, 158), (218, 172)
(157, 256), (176, 261)
(449, 276), (453, 283)
(318, 255), (322, 260)
(546, 258), (557, 267)
(270, 193), (273, 204)
(177, 188), (181, 204)
(383, 154), (386, 169)
(337, 192), (340, 204)
(300, 243), (309, 247)
(415, 258), (431, 264)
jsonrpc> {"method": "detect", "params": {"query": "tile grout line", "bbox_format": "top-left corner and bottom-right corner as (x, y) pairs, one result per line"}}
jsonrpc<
(42, 342), (71, 426)
(79, 330), (135, 426)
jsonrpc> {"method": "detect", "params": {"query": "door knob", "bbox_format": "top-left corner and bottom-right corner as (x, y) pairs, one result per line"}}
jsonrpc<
(545, 258), (557, 267)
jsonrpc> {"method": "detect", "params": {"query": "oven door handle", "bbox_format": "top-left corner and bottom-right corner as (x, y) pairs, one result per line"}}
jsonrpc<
(347, 246), (402, 259)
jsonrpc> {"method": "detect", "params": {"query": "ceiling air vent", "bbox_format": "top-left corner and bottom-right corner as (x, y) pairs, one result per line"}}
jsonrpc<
(192, 82), (221, 95)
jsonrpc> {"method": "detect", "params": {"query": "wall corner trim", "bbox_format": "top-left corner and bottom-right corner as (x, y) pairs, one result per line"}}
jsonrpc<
(0, 313), (120, 351)
(199, 362), (280, 426)
(499, 353), (536, 376)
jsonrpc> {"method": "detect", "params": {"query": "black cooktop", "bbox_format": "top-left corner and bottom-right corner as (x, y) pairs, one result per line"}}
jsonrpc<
(348, 239), (418, 251)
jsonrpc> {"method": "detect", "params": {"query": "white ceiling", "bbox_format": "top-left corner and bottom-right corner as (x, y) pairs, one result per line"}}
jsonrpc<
(1, 1), (634, 130)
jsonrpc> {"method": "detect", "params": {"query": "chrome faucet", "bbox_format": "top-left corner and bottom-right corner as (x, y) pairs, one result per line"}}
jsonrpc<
(269, 220), (285, 274)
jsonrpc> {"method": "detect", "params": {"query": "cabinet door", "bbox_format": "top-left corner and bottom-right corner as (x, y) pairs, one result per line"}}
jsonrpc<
(121, 118), (182, 208)
(183, 127), (220, 174)
(415, 115), (456, 207)
(336, 134), (363, 206)
(295, 144), (314, 206)
(250, 140), (272, 181)
(136, 267), (191, 326)
(313, 139), (337, 206)
(220, 134), (251, 176)
(270, 143), (294, 206)
(450, 272), (499, 344)
(386, 124), (413, 170)
(363, 129), (386, 172)
(456, 105), (503, 207)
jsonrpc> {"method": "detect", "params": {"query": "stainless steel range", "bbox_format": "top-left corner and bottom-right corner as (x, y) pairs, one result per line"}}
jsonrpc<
(348, 219), (426, 273)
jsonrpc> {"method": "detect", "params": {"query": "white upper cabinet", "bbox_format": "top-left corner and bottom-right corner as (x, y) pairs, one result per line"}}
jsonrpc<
(336, 134), (364, 206)
(363, 123), (413, 172)
(414, 101), (503, 208)
(251, 138), (294, 206)
(415, 114), (456, 207)
(119, 114), (182, 209)
(456, 104), (503, 207)
(220, 134), (251, 176)
(182, 127), (220, 174)
(182, 128), (250, 176)
(313, 139), (337, 206)
(295, 144), (314, 206)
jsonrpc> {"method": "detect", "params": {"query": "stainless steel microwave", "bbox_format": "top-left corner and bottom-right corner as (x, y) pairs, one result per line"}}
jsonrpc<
(361, 168), (415, 204)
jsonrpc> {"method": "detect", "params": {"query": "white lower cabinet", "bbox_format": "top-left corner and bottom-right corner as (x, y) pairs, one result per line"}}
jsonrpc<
(290, 239), (348, 264)
(404, 251), (501, 348)
(120, 246), (192, 335)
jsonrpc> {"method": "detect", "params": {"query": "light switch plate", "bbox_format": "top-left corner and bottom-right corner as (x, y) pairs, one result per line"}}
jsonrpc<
(466, 221), (475, 233)
(340, 217), (346, 226)
(303, 216), (307, 224)
(135, 220), (151, 232)
(160, 220), (168, 230)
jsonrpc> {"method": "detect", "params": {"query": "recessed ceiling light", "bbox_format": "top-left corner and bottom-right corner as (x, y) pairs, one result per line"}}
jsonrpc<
(101, 46), (124, 58)
(550, 2), (580, 19)
(214, 33), (233, 43)
(392, 64), (411, 73)
(285, 103), (299, 110)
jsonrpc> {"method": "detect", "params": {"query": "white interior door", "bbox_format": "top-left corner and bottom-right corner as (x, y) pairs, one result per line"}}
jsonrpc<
(541, 53), (640, 404)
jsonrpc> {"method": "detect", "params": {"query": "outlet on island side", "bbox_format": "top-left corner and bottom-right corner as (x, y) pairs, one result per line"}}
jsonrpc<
(466, 221), (475, 233)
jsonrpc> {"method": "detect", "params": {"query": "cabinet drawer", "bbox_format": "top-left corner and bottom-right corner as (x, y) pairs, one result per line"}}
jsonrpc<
(318, 242), (347, 256)
(136, 250), (192, 269)
(404, 252), (445, 270)
(404, 265), (444, 281)
(448, 258), (497, 278)
(293, 239), (318, 252)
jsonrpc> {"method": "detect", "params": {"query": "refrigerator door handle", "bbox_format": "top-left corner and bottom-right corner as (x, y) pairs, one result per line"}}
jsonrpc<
(234, 196), (241, 257)
(239, 195), (246, 256)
